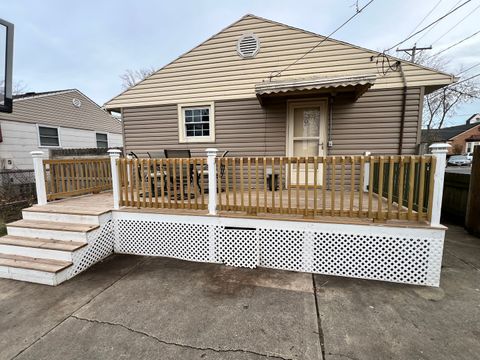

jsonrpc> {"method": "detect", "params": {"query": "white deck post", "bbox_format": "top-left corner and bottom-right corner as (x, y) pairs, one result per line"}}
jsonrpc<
(206, 148), (218, 215)
(363, 151), (371, 192)
(429, 143), (451, 226)
(31, 151), (47, 206)
(108, 149), (122, 210)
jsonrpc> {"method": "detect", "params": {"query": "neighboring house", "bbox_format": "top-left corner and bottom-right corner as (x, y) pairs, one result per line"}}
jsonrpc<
(104, 14), (454, 158)
(0, 89), (123, 169)
(421, 115), (480, 154)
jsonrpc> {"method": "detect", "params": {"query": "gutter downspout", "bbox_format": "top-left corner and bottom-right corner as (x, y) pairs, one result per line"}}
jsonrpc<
(398, 64), (407, 155)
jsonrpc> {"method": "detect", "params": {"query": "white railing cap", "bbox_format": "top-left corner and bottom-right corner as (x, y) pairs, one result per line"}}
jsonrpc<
(30, 150), (45, 157)
(205, 148), (219, 155)
(107, 149), (122, 155)
(429, 142), (451, 153)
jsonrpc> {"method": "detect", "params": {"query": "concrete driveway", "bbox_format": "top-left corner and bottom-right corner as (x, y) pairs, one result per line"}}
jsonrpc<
(1, 224), (479, 360)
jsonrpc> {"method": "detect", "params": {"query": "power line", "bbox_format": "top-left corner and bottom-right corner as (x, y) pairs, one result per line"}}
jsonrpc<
(457, 61), (480, 75)
(385, 0), (472, 51)
(433, 29), (480, 56)
(457, 72), (480, 84)
(407, 0), (443, 37)
(417, 0), (462, 42)
(431, 2), (480, 45)
(270, 0), (375, 79)
(445, 72), (480, 88)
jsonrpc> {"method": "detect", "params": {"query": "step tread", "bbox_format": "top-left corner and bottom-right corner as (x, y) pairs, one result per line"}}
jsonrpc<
(0, 253), (72, 273)
(0, 236), (87, 251)
(7, 220), (99, 232)
(23, 206), (109, 216)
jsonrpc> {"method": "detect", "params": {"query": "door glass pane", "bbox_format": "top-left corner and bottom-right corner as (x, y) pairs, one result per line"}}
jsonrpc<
(293, 139), (318, 157)
(293, 107), (320, 137)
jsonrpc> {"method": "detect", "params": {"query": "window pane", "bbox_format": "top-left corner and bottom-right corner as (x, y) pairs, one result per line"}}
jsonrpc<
(183, 106), (212, 138)
(39, 126), (58, 137)
(96, 133), (108, 148)
(40, 136), (59, 146)
(39, 127), (59, 146)
(96, 133), (107, 141)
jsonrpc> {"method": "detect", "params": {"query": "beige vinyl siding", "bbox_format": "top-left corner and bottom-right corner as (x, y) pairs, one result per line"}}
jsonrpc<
(331, 88), (422, 155)
(0, 90), (122, 134)
(106, 15), (453, 109)
(123, 88), (422, 158)
(123, 99), (286, 157)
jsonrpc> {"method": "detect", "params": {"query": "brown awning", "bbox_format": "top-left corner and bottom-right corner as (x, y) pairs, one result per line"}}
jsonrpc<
(255, 74), (377, 103)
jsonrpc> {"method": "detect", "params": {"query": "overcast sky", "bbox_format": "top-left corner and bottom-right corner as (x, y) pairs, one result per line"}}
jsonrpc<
(2, 0), (479, 126)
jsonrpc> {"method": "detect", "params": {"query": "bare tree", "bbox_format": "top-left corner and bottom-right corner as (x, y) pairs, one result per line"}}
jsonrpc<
(0, 79), (29, 96)
(119, 67), (156, 90)
(424, 76), (480, 129)
(411, 53), (480, 129)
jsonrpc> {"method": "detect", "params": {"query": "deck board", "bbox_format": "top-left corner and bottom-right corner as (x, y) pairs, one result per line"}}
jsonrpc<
(29, 191), (431, 228)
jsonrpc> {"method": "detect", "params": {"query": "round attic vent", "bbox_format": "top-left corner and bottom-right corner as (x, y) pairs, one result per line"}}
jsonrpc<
(237, 33), (260, 58)
(72, 98), (82, 108)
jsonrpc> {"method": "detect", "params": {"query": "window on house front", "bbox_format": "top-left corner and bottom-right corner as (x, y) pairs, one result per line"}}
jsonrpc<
(178, 103), (215, 143)
(38, 126), (59, 147)
(96, 133), (108, 148)
(467, 141), (480, 153)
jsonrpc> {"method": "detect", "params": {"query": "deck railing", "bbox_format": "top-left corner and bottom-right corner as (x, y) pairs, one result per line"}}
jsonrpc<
(116, 157), (208, 210)
(215, 155), (436, 222)
(30, 144), (449, 226)
(110, 153), (438, 223)
(42, 158), (112, 200)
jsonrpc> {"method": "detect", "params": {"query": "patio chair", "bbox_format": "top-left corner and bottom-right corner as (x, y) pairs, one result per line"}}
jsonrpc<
(147, 151), (165, 159)
(164, 149), (196, 199)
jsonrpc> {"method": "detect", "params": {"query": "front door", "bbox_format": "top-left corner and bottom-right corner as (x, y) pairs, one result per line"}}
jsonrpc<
(287, 100), (328, 186)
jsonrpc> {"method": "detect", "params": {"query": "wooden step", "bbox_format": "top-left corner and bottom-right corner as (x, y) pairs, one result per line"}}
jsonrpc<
(7, 220), (99, 232)
(0, 236), (86, 251)
(0, 253), (72, 273)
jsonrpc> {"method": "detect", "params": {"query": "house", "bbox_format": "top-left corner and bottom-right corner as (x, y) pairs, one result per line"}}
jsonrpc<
(0, 15), (453, 288)
(104, 14), (454, 159)
(421, 115), (480, 154)
(0, 89), (123, 170)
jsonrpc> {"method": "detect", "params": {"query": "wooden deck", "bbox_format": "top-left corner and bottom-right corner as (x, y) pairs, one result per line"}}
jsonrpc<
(30, 191), (432, 228)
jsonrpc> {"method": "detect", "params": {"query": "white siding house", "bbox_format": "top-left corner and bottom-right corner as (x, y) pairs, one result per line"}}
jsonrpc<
(0, 89), (123, 169)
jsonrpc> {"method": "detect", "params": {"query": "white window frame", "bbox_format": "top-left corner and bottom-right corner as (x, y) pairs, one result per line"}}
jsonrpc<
(178, 102), (215, 143)
(467, 141), (480, 153)
(37, 124), (61, 148)
(96, 132), (109, 148)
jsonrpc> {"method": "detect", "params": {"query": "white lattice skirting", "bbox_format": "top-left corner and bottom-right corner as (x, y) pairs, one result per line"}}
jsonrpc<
(113, 212), (445, 287)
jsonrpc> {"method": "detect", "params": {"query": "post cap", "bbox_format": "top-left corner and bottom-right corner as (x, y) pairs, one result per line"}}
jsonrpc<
(429, 142), (451, 153)
(205, 148), (219, 155)
(30, 150), (45, 157)
(107, 149), (122, 156)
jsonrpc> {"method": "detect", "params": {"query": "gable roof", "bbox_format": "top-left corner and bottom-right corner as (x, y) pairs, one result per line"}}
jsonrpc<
(421, 122), (480, 142)
(0, 89), (122, 133)
(105, 14), (454, 110)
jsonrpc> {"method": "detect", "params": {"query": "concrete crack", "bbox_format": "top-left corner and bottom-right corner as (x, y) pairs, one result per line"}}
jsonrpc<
(445, 249), (480, 271)
(10, 256), (147, 360)
(312, 275), (326, 359)
(71, 315), (291, 360)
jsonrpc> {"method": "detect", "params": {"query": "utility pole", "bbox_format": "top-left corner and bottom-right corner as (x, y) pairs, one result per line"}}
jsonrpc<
(396, 44), (432, 62)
